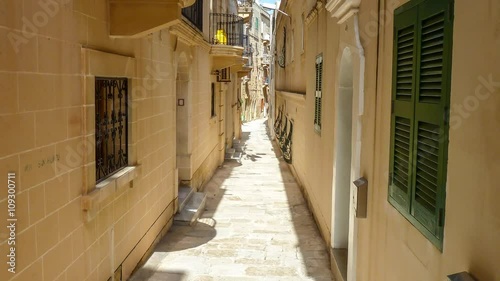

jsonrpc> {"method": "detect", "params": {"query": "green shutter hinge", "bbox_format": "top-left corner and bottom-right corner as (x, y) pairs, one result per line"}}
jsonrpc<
(388, 173), (392, 184)
(438, 208), (445, 227)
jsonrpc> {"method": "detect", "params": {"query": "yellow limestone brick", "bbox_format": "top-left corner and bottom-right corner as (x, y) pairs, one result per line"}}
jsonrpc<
(42, 235), (73, 281)
(0, 155), (19, 201)
(0, 73), (18, 115)
(35, 109), (68, 147)
(36, 212), (59, 257)
(0, 113), (35, 158)
(29, 183), (46, 225)
(44, 173), (70, 214)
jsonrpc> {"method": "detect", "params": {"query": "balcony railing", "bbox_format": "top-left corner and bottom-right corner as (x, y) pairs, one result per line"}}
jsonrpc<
(182, 0), (203, 31)
(210, 13), (244, 47)
(242, 35), (253, 66)
(243, 35), (253, 57)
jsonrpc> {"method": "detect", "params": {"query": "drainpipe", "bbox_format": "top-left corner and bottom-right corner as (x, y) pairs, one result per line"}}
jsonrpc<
(353, 14), (365, 117)
(349, 11), (366, 281)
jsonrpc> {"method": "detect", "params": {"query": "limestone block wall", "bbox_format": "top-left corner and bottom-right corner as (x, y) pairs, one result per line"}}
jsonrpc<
(0, 1), (222, 281)
(187, 45), (222, 190)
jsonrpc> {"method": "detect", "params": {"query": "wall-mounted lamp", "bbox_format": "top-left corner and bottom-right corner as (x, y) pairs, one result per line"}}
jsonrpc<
(448, 272), (477, 281)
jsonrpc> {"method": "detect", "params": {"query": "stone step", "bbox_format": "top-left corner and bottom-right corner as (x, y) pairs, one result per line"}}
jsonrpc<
(225, 151), (242, 164)
(174, 192), (207, 226)
(177, 186), (194, 213)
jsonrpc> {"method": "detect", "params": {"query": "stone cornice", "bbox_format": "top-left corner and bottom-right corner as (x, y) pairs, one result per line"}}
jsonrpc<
(276, 90), (306, 103)
(305, 1), (324, 26)
(325, 0), (361, 24)
(169, 21), (211, 51)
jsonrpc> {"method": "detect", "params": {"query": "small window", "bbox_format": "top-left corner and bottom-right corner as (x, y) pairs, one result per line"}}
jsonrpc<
(217, 67), (231, 82)
(314, 54), (323, 132)
(211, 83), (216, 117)
(388, 0), (454, 250)
(95, 77), (128, 182)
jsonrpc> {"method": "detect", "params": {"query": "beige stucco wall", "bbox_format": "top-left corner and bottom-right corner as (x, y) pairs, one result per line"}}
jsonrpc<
(274, 0), (375, 248)
(274, 0), (336, 245)
(357, 0), (500, 280)
(0, 1), (229, 281)
(241, 2), (271, 122)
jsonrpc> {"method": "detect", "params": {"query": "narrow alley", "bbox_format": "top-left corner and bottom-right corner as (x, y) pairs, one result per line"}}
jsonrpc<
(130, 119), (334, 281)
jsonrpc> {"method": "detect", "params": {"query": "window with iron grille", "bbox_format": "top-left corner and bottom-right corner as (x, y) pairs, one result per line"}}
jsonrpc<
(217, 67), (231, 82)
(388, 0), (454, 250)
(314, 54), (323, 132)
(211, 83), (216, 117)
(95, 77), (128, 182)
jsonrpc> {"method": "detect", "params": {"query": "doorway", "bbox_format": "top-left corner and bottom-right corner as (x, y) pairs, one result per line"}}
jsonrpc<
(176, 53), (192, 184)
(332, 47), (354, 281)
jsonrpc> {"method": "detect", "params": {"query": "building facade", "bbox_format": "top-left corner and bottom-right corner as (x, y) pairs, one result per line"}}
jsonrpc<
(273, 0), (499, 280)
(239, 0), (272, 122)
(0, 0), (248, 280)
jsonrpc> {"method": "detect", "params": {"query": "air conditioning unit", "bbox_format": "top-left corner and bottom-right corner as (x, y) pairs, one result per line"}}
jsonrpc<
(217, 67), (231, 82)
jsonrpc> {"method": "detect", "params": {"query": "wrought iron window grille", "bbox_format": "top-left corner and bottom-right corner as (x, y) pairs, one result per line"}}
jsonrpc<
(95, 77), (129, 183)
(217, 67), (231, 82)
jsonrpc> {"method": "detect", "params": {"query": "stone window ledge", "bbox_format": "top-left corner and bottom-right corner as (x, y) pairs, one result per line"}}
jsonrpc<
(82, 166), (140, 222)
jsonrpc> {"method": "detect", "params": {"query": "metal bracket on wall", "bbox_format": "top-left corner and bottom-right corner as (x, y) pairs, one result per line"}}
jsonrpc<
(353, 177), (368, 218)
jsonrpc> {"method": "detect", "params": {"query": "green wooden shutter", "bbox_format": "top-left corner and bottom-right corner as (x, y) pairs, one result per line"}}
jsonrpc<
(389, 7), (418, 212)
(411, 0), (453, 239)
(314, 55), (323, 131)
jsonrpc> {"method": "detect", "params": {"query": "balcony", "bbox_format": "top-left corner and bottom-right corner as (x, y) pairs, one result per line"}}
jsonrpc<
(238, 0), (253, 23)
(209, 13), (246, 71)
(237, 35), (253, 78)
(242, 35), (253, 58)
(182, 0), (203, 31)
(169, 0), (206, 47)
(109, 0), (196, 37)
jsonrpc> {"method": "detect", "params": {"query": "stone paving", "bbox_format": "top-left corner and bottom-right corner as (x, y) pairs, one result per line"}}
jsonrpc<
(130, 119), (334, 281)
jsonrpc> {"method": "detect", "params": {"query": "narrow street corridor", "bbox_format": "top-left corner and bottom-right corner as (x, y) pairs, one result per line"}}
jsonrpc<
(130, 119), (334, 281)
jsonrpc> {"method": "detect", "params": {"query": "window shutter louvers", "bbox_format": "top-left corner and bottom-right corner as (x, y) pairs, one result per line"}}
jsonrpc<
(389, 8), (418, 212)
(389, 0), (453, 248)
(412, 0), (453, 238)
